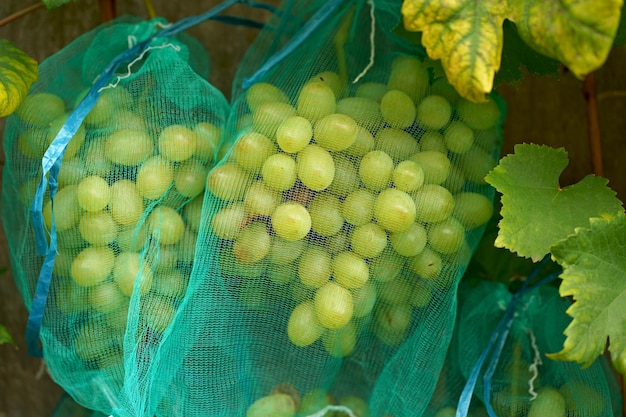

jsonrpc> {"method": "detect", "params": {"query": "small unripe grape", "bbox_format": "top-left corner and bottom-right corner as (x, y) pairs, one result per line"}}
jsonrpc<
(268, 237), (305, 265)
(393, 160), (424, 192)
(355, 82), (388, 102)
(322, 322), (357, 357)
(444, 121), (474, 154)
(246, 82), (290, 112)
(314, 282), (354, 330)
(175, 160), (208, 198)
(413, 184), (455, 223)
(314, 113), (358, 151)
(419, 131), (447, 153)
(387, 55), (429, 102)
(453, 192), (494, 229)
(77, 176), (110, 212)
(375, 128), (420, 162)
(378, 278), (412, 305)
(193, 122), (221, 163)
(344, 126), (375, 157)
(350, 223), (387, 259)
(297, 144), (335, 191)
(416, 95), (452, 130)
(105, 129), (153, 166)
(89, 281), (127, 314)
(261, 153), (297, 191)
(370, 250), (404, 283)
(374, 188), (416, 232)
(233, 221), (271, 264)
(253, 101), (297, 138)
(71, 246), (115, 287)
(409, 151), (451, 185)
(287, 301), (324, 347)
(428, 218), (465, 254)
(231, 132), (276, 174)
(408, 248), (442, 280)
(342, 188), (375, 226)
(43, 184), (80, 232)
(271, 202), (311, 241)
(297, 81), (335, 123)
(246, 393), (296, 417)
(17, 93), (65, 126)
(148, 206), (185, 245)
(333, 251), (370, 289)
(375, 303), (412, 334)
(298, 245), (332, 288)
(456, 96), (500, 130)
(211, 202), (246, 240)
(244, 181), (281, 217)
(359, 150), (393, 191)
(336, 97), (383, 132)
(308, 70), (343, 97)
(276, 116), (312, 154)
(380, 90), (416, 129)
(328, 154), (360, 197)
(390, 222), (427, 257)
(308, 192), (343, 237)
(79, 212), (118, 246)
(136, 156), (174, 200)
(113, 252), (154, 296)
(207, 162), (251, 201)
(352, 282), (377, 318)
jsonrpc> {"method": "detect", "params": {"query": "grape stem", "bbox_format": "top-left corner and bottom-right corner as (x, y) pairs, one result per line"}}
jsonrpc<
(142, 0), (158, 19)
(99, 0), (116, 22)
(0, 2), (45, 28)
(582, 72), (604, 177)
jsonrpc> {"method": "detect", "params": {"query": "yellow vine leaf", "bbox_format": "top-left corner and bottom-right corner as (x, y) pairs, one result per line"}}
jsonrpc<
(0, 40), (38, 118)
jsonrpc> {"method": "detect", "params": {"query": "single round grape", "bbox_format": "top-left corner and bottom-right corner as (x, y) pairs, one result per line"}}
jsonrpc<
(299, 389), (337, 417)
(158, 125), (197, 162)
(429, 78), (461, 105)
(271, 202), (311, 241)
(48, 114), (86, 160)
(268, 236), (305, 265)
(528, 388), (566, 417)
(378, 278), (412, 305)
(71, 246), (115, 287)
(83, 141), (113, 177)
(444, 121), (474, 154)
(419, 131), (447, 153)
(443, 164), (466, 194)
(101, 109), (146, 132)
(393, 160), (425, 192)
(84, 86), (133, 126)
(207, 162), (251, 201)
(42, 184), (80, 232)
(247, 394), (296, 417)
(193, 122), (221, 163)
(453, 192), (494, 229)
(327, 154), (360, 197)
(387, 55), (429, 102)
(416, 95), (452, 130)
(298, 245), (332, 288)
(377, 131), (421, 167)
(308, 70), (343, 97)
(233, 221), (271, 264)
(428, 218), (465, 254)
(136, 156), (174, 200)
(74, 321), (116, 361)
(350, 223), (387, 259)
(276, 115), (312, 154)
(267, 262), (297, 285)
(77, 176), (110, 212)
(287, 301), (325, 347)
(375, 303), (412, 334)
(116, 224), (147, 252)
(408, 247), (442, 280)
(390, 222), (427, 257)
(105, 129), (153, 166)
(344, 127), (375, 157)
(322, 321), (357, 357)
(211, 202), (246, 240)
(314, 113), (358, 151)
(409, 280), (432, 308)
(352, 282), (377, 318)
(244, 181), (281, 217)
(246, 82), (290, 112)
(184, 194), (204, 233)
(297, 81), (336, 123)
(355, 81), (388, 102)
(58, 158), (87, 187)
(456, 96), (500, 130)
(413, 184), (455, 222)
(231, 131), (276, 174)
(314, 282), (354, 330)
(17, 92), (65, 126)
(296, 144), (335, 191)
(339, 396), (370, 417)
(342, 188), (375, 226)
(380, 89), (416, 129)
(359, 150), (393, 191)
(89, 281), (127, 313)
(79, 212), (118, 246)
(374, 188), (416, 232)
(148, 206), (185, 245)
(140, 295), (176, 333)
(459, 146), (496, 184)
(433, 407), (456, 417)
(253, 101), (297, 138)
(370, 249), (405, 282)
(336, 96), (383, 133)
(333, 251), (370, 289)
(409, 151), (451, 185)
(152, 270), (188, 299)
(308, 192), (344, 237)
(261, 153), (297, 191)
(175, 160), (208, 198)
(113, 251), (154, 296)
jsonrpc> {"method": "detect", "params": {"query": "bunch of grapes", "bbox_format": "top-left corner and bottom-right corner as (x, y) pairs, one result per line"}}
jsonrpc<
(207, 55), (501, 357)
(14, 85), (223, 374)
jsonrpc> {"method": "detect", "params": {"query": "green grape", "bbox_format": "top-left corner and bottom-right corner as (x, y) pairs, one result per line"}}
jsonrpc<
(17, 132), (40, 158)
(17, 92), (65, 126)
(314, 113), (358, 152)
(207, 162), (252, 201)
(528, 388), (566, 417)
(48, 114), (86, 160)
(233, 221), (271, 264)
(308, 70), (343, 97)
(42, 184), (80, 232)
(429, 78), (461, 105)
(268, 262), (297, 285)
(413, 184), (455, 222)
(433, 407), (456, 417)
(328, 154), (360, 197)
(71, 246), (115, 287)
(276, 115), (312, 154)
(408, 248), (442, 280)
(287, 301), (325, 347)
(308, 192), (344, 237)
(79, 212), (118, 246)
(350, 223), (387, 258)
(336, 96), (383, 132)
(333, 251), (369, 289)
(416, 95), (452, 130)
(105, 129), (153, 166)
(352, 282), (377, 318)
(342, 188), (375, 227)
(322, 321), (357, 357)
(299, 389), (336, 416)
(89, 281), (127, 314)
(378, 278), (412, 305)
(74, 321), (117, 361)
(268, 236), (305, 265)
(148, 206), (185, 245)
(374, 188), (416, 232)
(375, 128), (420, 163)
(442, 164), (466, 194)
(344, 127), (375, 157)
(77, 176), (110, 212)
(83, 141), (113, 177)
(298, 245), (332, 288)
(375, 303), (412, 334)
(184, 194), (204, 233)
(244, 181), (281, 217)
(231, 132), (276, 174)
(289, 279), (316, 304)
(359, 150), (393, 191)
(419, 131), (447, 153)
(193, 122), (221, 163)
(409, 280), (432, 307)
(140, 295), (176, 333)
(459, 146), (496, 184)
(136, 156), (174, 200)
(380, 89), (416, 129)
(444, 121), (474, 154)
(390, 222), (427, 257)
(314, 282), (354, 330)
(456, 96), (500, 130)
(355, 81), (388, 102)
(113, 251), (154, 296)
(262, 153), (297, 191)
(58, 158), (87, 187)
(158, 125), (197, 162)
(247, 393), (296, 417)
(339, 396), (370, 417)
(150, 243), (179, 273)
(409, 151), (451, 185)
(296, 144), (335, 191)
(387, 55), (429, 102)
(271, 202), (311, 241)
(370, 249), (404, 282)
(296, 81), (336, 123)
(326, 230), (350, 254)
(174, 160), (208, 198)
(101, 109), (146, 132)
(246, 82), (290, 112)
(453, 192), (493, 229)
(84, 86), (132, 126)
(253, 101), (298, 138)
(116, 224), (147, 252)
(393, 160), (424, 192)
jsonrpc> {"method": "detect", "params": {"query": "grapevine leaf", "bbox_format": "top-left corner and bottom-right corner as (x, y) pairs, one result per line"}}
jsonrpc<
(0, 40), (38, 118)
(0, 324), (16, 347)
(548, 212), (626, 374)
(509, 0), (623, 79)
(484, 144), (623, 261)
(614, 1), (626, 45)
(401, 0), (508, 102)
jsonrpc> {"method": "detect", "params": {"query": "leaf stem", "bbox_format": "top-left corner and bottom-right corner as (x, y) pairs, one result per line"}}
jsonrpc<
(582, 73), (604, 177)
(0, 2), (45, 28)
(99, 0), (116, 23)
(142, 0), (158, 19)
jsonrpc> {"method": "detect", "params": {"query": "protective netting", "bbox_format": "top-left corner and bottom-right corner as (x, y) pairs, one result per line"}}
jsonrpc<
(51, 393), (106, 417)
(1, 15), (229, 417)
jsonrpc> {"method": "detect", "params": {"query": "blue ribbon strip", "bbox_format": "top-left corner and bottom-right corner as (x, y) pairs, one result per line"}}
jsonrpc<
(25, 0), (275, 357)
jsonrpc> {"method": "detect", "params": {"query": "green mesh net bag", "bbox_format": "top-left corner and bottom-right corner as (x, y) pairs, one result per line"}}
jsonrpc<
(183, 0), (506, 415)
(1, 11), (231, 417)
(51, 393), (107, 417)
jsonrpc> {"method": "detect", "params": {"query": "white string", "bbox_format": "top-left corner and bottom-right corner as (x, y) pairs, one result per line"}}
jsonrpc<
(352, 0), (376, 84)
(527, 329), (543, 401)
(306, 404), (357, 417)
(127, 35), (137, 49)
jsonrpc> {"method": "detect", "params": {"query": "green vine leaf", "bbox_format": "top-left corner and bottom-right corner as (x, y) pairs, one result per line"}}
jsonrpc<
(484, 144), (623, 261)
(0, 324), (16, 347)
(548, 212), (626, 374)
(0, 40), (38, 118)
(401, 0), (508, 103)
